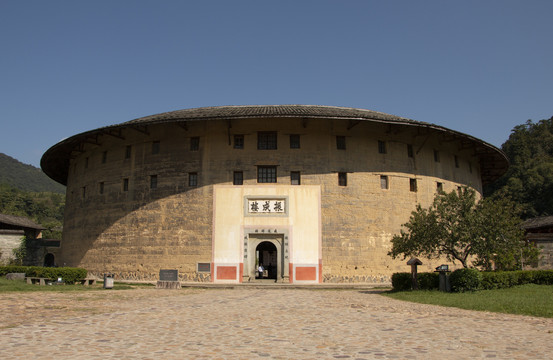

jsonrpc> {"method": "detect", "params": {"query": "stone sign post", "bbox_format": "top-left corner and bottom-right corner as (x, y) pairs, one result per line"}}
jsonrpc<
(407, 258), (423, 290)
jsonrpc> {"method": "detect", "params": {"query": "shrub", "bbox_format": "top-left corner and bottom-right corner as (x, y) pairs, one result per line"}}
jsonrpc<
(450, 268), (482, 292)
(391, 272), (412, 291)
(0, 266), (88, 284)
(418, 272), (439, 290)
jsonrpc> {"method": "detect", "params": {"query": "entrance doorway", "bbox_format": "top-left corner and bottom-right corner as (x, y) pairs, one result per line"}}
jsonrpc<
(246, 233), (287, 282)
(44, 253), (55, 267)
(256, 241), (277, 280)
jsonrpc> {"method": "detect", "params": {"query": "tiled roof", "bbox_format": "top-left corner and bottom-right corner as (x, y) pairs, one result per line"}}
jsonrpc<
(522, 216), (553, 230)
(41, 105), (509, 186)
(121, 105), (414, 125)
(0, 213), (45, 230)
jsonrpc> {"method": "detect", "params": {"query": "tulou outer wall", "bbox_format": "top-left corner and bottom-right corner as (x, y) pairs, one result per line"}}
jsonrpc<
(60, 117), (483, 282)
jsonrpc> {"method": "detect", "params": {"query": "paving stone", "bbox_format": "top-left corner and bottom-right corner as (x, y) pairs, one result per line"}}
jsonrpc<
(0, 288), (552, 359)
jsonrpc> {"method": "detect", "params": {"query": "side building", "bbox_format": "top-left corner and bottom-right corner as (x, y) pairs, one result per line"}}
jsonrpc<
(41, 105), (508, 283)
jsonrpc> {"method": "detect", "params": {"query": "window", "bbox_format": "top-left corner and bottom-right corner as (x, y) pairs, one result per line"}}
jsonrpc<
(125, 145), (132, 159)
(233, 171), (243, 185)
(85, 157), (89, 169)
(123, 178), (129, 192)
(99, 182), (104, 195)
(336, 136), (346, 150)
(407, 144), (414, 158)
(102, 151), (107, 164)
(437, 182), (443, 192)
(234, 135), (244, 149)
(469, 162), (473, 173)
(257, 166), (277, 183)
(338, 172), (347, 186)
(410, 178), (417, 192)
(291, 171), (301, 185)
(290, 134), (300, 149)
(81, 186), (86, 200)
(454, 155), (459, 168)
(378, 140), (387, 154)
(258, 132), (277, 150)
(190, 137), (200, 151)
(434, 150), (440, 163)
(188, 172), (198, 187)
(152, 141), (160, 155)
(150, 175), (158, 189)
(380, 175), (389, 189)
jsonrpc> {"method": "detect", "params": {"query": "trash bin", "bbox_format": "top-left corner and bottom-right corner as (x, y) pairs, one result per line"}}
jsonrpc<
(434, 265), (451, 292)
(103, 273), (114, 289)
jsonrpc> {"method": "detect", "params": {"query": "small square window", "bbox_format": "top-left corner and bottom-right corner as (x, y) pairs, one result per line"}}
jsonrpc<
(380, 175), (389, 189)
(437, 182), (443, 192)
(336, 136), (346, 150)
(410, 178), (417, 192)
(190, 137), (200, 151)
(233, 171), (243, 185)
(152, 141), (160, 155)
(125, 145), (132, 159)
(454, 155), (459, 168)
(234, 135), (244, 149)
(257, 166), (277, 183)
(290, 134), (300, 149)
(150, 175), (158, 189)
(338, 172), (347, 186)
(378, 140), (387, 154)
(407, 144), (414, 158)
(434, 150), (440, 163)
(291, 171), (301, 185)
(123, 178), (129, 192)
(189, 172), (198, 187)
(258, 132), (277, 150)
(102, 151), (107, 164)
(99, 182), (104, 195)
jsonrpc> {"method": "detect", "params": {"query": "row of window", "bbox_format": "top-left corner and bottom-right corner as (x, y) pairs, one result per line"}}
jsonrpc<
(84, 171), (456, 199)
(83, 133), (472, 175)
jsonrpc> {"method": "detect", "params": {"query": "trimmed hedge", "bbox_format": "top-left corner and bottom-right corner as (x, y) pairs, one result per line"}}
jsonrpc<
(391, 272), (440, 291)
(391, 272), (412, 291)
(418, 272), (439, 290)
(449, 268), (482, 292)
(392, 269), (553, 292)
(0, 266), (88, 284)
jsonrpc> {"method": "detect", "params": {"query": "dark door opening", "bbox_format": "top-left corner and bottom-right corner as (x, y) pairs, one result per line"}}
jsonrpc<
(44, 253), (55, 267)
(256, 241), (277, 280)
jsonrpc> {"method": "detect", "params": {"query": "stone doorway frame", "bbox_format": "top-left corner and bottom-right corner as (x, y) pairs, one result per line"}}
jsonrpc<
(243, 228), (290, 282)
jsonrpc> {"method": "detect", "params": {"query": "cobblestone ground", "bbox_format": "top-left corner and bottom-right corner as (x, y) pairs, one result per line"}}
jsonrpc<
(1, 287), (552, 359)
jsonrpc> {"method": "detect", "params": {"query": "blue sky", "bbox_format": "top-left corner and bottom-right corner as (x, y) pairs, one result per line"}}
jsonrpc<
(1, 1), (552, 168)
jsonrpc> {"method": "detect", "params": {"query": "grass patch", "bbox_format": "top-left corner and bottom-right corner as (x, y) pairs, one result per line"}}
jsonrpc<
(382, 283), (553, 318)
(0, 278), (135, 292)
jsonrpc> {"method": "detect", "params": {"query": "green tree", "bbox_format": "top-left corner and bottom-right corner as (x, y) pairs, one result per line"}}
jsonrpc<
(485, 116), (553, 218)
(388, 188), (538, 270)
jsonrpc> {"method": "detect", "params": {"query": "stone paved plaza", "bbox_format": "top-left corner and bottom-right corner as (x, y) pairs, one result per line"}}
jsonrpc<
(1, 287), (552, 359)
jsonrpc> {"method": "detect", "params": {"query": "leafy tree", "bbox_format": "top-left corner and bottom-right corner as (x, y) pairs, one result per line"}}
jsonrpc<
(0, 183), (64, 240)
(388, 188), (538, 270)
(485, 116), (553, 218)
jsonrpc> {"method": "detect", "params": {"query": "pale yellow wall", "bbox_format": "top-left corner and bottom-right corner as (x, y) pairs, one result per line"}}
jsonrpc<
(61, 117), (484, 282)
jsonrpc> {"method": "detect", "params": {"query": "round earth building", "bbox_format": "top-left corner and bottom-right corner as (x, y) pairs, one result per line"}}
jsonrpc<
(41, 105), (508, 283)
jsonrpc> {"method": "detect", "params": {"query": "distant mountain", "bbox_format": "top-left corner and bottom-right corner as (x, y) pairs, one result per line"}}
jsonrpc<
(0, 153), (65, 194)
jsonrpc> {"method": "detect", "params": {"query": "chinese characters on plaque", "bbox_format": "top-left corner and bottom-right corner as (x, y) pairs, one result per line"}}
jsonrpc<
(248, 199), (285, 214)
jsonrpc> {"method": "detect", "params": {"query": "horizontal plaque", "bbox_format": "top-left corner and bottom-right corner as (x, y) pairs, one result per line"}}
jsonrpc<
(248, 199), (285, 214)
(197, 263), (211, 272)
